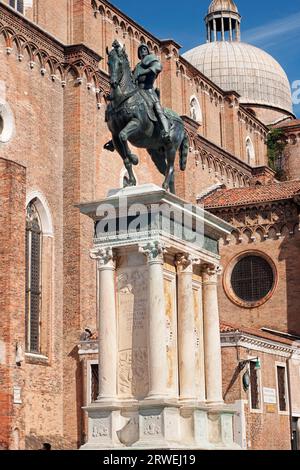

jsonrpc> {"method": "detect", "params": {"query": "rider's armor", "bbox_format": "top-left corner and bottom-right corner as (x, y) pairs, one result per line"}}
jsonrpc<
(133, 45), (170, 141)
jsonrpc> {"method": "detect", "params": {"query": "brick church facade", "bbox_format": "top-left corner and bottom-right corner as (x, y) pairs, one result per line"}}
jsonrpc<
(0, 0), (299, 450)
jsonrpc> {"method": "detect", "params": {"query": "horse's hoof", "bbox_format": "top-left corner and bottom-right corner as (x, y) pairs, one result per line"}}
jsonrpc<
(130, 154), (139, 166)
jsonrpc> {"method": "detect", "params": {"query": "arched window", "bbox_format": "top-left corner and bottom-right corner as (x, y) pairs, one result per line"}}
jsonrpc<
(246, 137), (255, 165)
(25, 200), (42, 353)
(190, 96), (202, 124)
(0, 101), (15, 143)
(25, 193), (53, 357)
(9, 0), (25, 14)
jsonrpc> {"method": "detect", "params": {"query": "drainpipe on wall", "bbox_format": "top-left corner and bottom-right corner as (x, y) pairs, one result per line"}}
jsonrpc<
(286, 356), (294, 450)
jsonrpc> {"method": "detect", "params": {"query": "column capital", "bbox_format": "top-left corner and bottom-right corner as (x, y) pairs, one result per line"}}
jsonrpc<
(139, 241), (166, 265)
(202, 263), (223, 282)
(175, 253), (200, 273)
(90, 247), (115, 270)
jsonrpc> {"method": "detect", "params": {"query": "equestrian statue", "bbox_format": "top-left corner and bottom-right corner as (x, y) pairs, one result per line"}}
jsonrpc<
(104, 40), (189, 194)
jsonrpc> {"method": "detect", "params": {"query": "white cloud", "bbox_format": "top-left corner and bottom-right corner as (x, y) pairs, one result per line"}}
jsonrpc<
(243, 11), (300, 45)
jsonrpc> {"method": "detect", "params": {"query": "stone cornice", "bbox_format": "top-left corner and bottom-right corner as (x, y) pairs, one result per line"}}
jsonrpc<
(182, 121), (252, 188)
(92, 0), (161, 46)
(0, 3), (108, 104)
(208, 199), (300, 244)
(221, 331), (300, 358)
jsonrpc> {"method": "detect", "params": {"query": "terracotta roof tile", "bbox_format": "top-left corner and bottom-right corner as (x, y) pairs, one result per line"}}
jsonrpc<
(202, 180), (300, 209)
(274, 119), (300, 129)
(220, 322), (294, 345)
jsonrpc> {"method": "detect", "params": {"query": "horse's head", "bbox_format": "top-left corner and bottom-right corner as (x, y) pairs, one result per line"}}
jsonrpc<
(106, 41), (127, 89)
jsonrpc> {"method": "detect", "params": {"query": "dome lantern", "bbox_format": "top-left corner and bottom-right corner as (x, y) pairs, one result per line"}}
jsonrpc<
(205, 0), (241, 42)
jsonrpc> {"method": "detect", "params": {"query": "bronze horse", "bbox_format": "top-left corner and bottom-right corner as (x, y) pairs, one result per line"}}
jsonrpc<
(104, 42), (189, 194)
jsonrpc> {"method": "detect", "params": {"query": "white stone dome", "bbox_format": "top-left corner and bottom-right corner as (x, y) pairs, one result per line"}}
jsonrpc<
(183, 38), (293, 115)
(208, 0), (238, 14)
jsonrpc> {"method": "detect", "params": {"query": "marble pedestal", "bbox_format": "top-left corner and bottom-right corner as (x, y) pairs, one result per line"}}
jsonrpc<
(79, 184), (239, 450)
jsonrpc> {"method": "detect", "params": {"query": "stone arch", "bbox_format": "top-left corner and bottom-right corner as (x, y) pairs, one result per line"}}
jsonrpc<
(268, 227), (278, 240)
(99, 5), (105, 16)
(246, 136), (255, 165)
(255, 227), (265, 242)
(0, 97), (15, 144)
(26, 190), (54, 237)
(189, 95), (202, 124)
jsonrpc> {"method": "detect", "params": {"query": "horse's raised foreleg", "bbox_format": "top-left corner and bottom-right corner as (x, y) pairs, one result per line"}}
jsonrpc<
(119, 119), (142, 166)
(162, 149), (176, 192)
(112, 136), (136, 187)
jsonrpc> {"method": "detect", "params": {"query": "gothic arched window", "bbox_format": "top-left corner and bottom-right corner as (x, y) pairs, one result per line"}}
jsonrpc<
(25, 200), (42, 353)
(190, 96), (202, 124)
(246, 137), (255, 165)
(9, 0), (24, 14)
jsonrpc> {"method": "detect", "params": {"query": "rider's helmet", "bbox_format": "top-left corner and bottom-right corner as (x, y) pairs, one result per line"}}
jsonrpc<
(138, 43), (150, 60)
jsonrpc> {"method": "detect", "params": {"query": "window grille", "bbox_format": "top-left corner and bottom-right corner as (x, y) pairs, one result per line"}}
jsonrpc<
(277, 366), (287, 412)
(91, 364), (99, 402)
(250, 361), (260, 409)
(231, 255), (274, 303)
(25, 200), (42, 353)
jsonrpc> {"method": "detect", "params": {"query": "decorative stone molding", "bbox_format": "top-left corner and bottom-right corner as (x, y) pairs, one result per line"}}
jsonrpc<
(140, 241), (166, 264)
(202, 263), (223, 279)
(211, 200), (300, 245)
(182, 117), (252, 189)
(0, 3), (109, 106)
(26, 190), (54, 237)
(92, 0), (160, 54)
(175, 253), (198, 272)
(221, 331), (300, 358)
(90, 247), (115, 268)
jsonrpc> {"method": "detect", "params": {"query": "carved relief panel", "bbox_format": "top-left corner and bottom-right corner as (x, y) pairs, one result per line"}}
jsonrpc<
(117, 254), (149, 399)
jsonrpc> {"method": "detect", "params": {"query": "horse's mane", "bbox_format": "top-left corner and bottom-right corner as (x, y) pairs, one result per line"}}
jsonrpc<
(112, 44), (134, 80)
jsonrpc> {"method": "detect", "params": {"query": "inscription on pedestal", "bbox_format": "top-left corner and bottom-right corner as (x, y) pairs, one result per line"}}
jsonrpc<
(118, 264), (149, 398)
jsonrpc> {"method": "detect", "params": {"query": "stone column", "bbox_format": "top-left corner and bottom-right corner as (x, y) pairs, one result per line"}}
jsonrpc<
(221, 17), (225, 41)
(213, 19), (217, 41)
(176, 254), (197, 401)
(91, 247), (117, 401)
(207, 23), (211, 43)
(229, 18), (233, 41)
(141, 241), (169, 399)
(236, 22), (241, 41)
(202, 264), (223, 405)
(297, 418), (300, 450)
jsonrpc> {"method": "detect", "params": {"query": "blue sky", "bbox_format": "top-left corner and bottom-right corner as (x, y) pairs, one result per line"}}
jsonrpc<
(111, 0), (300, 117)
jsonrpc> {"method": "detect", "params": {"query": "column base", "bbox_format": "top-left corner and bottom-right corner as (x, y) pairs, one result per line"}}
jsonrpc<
(81, 401), (240, 450)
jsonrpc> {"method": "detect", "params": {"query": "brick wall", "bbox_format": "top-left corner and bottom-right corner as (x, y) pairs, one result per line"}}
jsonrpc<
(0, 158), (26, 450)
(217, 234), (300, 336)
(222, 344), (292, 450)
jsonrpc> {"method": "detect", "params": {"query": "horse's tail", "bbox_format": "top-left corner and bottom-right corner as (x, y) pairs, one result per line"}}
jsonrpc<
(179, 131), (189, 171)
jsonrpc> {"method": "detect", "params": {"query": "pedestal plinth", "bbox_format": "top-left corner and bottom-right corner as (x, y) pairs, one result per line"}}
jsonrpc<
(79, 184), (239, 450)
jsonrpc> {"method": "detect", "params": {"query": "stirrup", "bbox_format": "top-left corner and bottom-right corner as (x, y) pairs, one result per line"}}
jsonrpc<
(162, 131), (171, 143)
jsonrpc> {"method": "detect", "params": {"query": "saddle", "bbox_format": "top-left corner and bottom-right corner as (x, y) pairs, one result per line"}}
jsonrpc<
(138, 89), (158, 122)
